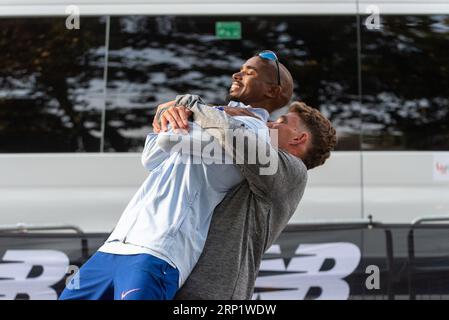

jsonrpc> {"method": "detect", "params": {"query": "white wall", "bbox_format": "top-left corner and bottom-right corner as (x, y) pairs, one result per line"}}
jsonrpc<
(1, 151), (448, 232)
(1, 0), (449, 16)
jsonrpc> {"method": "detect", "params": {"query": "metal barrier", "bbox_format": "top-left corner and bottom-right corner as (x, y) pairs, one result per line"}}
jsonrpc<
(286, 217), (449, 300)
(2, 219), (449, 299)
(0, 223), (90, 260)
(407, 215), (449, 300)
(0, 223), (85, 234)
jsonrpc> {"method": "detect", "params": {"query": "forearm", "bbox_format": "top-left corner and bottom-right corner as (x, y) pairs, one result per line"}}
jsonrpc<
(177, 94), (278, 177)
(175, 94), (245, 132)
(156, 126), (225, 163)
(141, 133), (169, 171)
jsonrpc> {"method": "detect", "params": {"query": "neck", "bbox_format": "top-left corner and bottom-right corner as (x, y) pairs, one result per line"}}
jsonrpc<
(241, 99), (275, 112)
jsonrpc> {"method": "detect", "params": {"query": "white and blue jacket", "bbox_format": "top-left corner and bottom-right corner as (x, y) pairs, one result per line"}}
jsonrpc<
(99, 99), (269, 286)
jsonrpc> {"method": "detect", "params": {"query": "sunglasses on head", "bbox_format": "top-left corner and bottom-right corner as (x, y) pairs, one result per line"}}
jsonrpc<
(258, 50), (281, 86)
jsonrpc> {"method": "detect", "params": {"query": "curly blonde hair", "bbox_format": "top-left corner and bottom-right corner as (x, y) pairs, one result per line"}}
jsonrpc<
(289, 101), (337, 170)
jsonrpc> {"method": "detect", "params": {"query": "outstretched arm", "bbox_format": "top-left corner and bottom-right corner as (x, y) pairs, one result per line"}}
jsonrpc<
(169, 94), (305, 202)
(154, 96), (264, 164)
(156, 95), (308, 251)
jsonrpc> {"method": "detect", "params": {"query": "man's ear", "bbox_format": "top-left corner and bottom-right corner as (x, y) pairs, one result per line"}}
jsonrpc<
(290, 132), (309, 146)
(264, 85), (281, 99)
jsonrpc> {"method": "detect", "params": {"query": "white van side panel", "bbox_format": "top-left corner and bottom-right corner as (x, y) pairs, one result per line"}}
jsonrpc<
(1, 151), (448, 232)
(1, 1), (449, 16)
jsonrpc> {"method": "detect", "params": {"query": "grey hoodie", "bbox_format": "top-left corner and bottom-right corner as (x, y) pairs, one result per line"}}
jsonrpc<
(173, 95), (308, 299)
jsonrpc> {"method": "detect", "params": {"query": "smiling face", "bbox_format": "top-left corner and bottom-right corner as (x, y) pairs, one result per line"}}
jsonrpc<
(229, 56), (280, 110)
(267, 112), (311, 159)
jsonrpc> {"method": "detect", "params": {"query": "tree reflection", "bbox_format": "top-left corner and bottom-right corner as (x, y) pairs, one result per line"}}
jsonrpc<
(1, 15), (447, 152)
(105, 16), (359, 151)
(0, 18), (104, 152)
(361, 15), (449, 150)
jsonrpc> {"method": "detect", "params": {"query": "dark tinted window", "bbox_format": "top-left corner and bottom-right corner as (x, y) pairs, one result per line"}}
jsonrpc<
(0, 17), (106, 152)
(8, 15), (447, 152)
(361, 15), (449, 150)
(104, 16), (359, 151)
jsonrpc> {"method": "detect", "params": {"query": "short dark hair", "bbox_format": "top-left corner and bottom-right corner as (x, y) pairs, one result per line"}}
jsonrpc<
(289, 101), (337, 170)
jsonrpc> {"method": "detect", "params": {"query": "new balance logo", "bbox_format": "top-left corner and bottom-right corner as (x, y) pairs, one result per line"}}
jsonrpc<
(253, 242), (361, 300)
(0, 250), (69, 300)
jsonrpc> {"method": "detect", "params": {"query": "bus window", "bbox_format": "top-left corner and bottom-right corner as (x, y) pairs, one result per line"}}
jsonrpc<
(0, 17), (106, 153)
(361, 15), (449, 223)
(361, 15), (449, 151)
(104, 15), (360, 152)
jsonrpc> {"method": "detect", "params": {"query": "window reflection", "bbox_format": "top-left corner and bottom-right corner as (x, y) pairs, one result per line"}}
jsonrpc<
(0, 17), (106, 152)
(3, 15), (447, 153)
(361, 15), (449, 150)
(104, 16), (359, 151)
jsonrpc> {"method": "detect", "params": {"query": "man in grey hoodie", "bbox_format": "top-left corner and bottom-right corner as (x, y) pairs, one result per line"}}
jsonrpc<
(153, 53), (337, 299)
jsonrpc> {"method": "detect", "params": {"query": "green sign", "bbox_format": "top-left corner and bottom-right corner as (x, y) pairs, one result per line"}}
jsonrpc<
(215, 22), (241, 40)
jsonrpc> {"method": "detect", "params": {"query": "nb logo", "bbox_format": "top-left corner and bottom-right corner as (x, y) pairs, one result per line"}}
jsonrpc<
(0, 250), (69, 300)
(254, 242), (361, 300)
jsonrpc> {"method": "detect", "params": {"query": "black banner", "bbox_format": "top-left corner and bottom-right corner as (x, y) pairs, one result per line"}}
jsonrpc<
(1, 223), (449, 300)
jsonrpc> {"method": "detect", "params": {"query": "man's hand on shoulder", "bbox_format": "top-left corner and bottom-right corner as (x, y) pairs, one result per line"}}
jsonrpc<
(152, 100), (192, 133)
(152, 100), (261, 134)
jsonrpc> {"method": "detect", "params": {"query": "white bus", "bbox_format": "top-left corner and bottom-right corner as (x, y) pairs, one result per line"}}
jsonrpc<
(0, 0), (448, 233)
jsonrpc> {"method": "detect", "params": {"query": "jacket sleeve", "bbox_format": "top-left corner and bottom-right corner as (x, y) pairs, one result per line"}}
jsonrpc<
(264, 151), (308, 250)
(141, 133), (170, 171)
(176, 94), (306, 202)
(156, 126), (227, 163)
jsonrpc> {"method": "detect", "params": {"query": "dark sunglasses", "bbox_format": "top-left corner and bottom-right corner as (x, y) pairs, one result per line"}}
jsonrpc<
(258, 50), (281, 86)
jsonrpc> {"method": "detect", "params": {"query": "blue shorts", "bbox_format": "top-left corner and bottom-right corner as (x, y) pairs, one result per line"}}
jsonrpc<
(59, 252), (179, 300)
